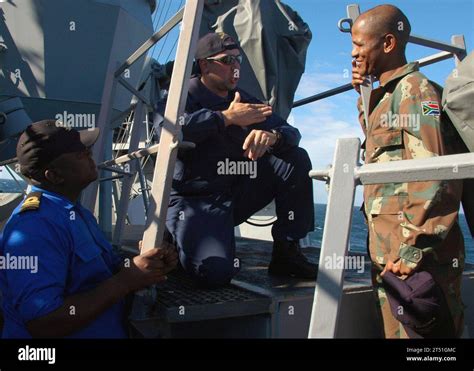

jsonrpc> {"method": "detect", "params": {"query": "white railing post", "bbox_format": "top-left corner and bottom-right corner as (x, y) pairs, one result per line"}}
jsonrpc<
(141, 0), (204, 253)
(112, 100), (145, 246)
(308, 138), (360, 338)
(308, 139), (474, 338)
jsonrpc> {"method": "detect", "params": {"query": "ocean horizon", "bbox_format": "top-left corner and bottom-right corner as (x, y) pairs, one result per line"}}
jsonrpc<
(1, 180), (472, 264)
(310, 203), (474, 265)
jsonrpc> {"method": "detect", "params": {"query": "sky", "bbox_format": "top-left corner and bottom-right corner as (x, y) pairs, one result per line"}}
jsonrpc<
(148, 0), (474, 206)
(1, 0), (473, 207)
(283, 0), (474, 206)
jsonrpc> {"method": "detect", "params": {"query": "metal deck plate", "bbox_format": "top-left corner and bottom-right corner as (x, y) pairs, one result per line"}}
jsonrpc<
(130, 266), (272, 323)
(127, 237), (474, 325)
(232, 237), (372, 298)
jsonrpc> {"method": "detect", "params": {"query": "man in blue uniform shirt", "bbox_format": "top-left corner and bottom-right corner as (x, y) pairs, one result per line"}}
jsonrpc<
(157, 33), (316, 287)
(0, 120), (178, 338)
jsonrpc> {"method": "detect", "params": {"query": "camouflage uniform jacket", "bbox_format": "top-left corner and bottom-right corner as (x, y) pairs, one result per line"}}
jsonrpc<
(358, 62), (464, 269)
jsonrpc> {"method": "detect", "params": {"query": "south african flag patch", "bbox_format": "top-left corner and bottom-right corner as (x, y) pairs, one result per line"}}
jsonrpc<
(421, 101), (440, 116)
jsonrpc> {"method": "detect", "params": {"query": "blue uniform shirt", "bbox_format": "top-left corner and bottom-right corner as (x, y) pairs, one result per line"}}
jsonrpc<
(154, 76), (302, 195)
(0, 186), (127, 338)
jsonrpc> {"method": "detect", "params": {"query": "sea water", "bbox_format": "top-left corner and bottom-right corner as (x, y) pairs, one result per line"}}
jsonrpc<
(310, 204), (474, 265)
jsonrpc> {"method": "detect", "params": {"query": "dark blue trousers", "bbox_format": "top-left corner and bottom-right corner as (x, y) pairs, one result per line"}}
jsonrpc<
(166, 147), (315, 287)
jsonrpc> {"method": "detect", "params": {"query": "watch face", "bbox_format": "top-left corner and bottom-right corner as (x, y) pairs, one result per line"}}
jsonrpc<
(272, 130), (281, 141)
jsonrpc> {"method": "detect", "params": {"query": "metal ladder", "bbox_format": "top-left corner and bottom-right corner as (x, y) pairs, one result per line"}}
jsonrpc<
(81, 0), (204, 251)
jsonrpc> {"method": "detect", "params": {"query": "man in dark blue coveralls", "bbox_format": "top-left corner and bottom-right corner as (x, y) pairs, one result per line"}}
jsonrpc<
(0, 120), (178, 338)
(160, 33), (316, 287)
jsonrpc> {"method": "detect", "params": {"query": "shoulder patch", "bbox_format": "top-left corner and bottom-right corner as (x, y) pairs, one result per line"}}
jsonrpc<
(20, 192), (42, 212)
(421, 101), (440, 116)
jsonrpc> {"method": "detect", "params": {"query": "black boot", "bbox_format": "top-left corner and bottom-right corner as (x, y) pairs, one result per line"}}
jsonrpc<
(268, 240), (318, 279)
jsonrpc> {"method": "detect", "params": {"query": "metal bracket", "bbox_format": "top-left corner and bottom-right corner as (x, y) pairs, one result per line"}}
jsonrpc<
(337, 17), (352, 33)
(98, 165), (133, 176)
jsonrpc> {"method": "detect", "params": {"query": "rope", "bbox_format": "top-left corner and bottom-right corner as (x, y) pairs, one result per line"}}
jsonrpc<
(162, 0), (183, 62)
(4, 164), (27, 196)
(154, 0), (175, 61)
(151, 0), (172, 58)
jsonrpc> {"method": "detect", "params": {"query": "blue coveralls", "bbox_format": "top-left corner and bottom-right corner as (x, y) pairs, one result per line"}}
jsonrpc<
(0, 186), (127, 338)
(156, 77), (314, 287)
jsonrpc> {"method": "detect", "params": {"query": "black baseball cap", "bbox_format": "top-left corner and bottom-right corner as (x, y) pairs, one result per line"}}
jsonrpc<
(195, 32), (239, 60)
(382, 270), (455, 338)
(16, 120), (100, 179)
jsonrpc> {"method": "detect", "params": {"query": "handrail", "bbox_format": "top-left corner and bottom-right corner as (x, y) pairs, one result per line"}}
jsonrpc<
(355, 153), (474, 184)
(98, 141), (195, 167)
(307, 138), (474, 339)
(81, 3), (188, 233)
(307, 3), (469, 340)
(294, 4), (467, 110)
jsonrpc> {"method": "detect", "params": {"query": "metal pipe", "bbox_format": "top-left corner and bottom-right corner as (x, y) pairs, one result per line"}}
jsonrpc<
(409, 34), (467, 55)
(418, 51), (454, 67)
(99, 166), (133, 176)
(99, 175), (123, 182)
(292, 84), (353, 108)
(115, 8), (184, 78)
(136, 158), (150, 216)
(355, 152), (474, 185)
(292, 50), (458, 109)
(117, 77), (150, 106)
(308, 169), (330, 181)
(98, 141), (195, 168)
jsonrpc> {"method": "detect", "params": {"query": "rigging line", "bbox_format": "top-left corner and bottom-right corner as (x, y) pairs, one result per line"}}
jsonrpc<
(164, 0), (183, 62)
(4, 165), (26, 196)
(154, 0), (166, 31)
(147, 7), (159, 57)
(159, 0), (173, 29)
(156, 30), (171, 62)
(150, 0), (167, 58)
(151, 1), (159, 29)
(150, 0), (172, 58)
(154, 0), (174, 60)
(165, 33), (179, 62)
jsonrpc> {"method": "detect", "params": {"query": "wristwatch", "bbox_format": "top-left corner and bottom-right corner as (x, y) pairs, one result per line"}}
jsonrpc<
(271, 129), (282, 147)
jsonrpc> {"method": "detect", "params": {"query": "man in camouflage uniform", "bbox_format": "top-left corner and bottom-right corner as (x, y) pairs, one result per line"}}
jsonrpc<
(351, 4), (465, 338)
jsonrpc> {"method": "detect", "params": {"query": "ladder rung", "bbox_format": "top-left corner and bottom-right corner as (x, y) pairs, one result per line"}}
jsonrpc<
(99, 141), (195, 167)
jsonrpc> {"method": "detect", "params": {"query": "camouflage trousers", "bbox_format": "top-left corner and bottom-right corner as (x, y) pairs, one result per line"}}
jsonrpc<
(371, 260), (465, 339)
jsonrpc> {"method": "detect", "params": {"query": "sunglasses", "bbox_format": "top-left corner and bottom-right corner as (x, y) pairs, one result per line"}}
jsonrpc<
(206, 55), (243, 65)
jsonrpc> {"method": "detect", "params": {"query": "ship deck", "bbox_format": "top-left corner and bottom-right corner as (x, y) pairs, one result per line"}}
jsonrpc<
(124, 231), (474, 338)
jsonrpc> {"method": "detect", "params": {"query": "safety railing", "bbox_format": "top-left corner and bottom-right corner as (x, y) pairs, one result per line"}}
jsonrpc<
(293, 4), (466, 110)
(302, 4), (470, 338)
(72, 0), (469, 337)
(80, 0), (204, 250)
(307, 139), (474, 338)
